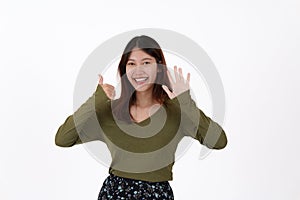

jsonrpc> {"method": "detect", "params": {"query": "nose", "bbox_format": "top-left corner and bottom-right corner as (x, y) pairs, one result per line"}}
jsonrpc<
(136, 63), (144, 68)
(132, 66), (146, 76)
(135, 64), (146, 72)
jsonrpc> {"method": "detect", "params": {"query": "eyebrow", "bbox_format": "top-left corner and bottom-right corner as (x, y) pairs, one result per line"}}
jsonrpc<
(128, 58), (153, 61)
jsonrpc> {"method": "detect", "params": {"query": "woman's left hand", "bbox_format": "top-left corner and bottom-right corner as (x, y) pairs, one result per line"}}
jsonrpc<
(162, 65), (190, 100)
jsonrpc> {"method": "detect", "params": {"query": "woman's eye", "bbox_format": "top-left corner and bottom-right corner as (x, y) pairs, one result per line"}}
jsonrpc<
(143, 62), (151, 65)
(127, 62), (135, 66)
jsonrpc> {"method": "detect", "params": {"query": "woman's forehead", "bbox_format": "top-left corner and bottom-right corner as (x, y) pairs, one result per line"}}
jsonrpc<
(128, 49), (155, 61)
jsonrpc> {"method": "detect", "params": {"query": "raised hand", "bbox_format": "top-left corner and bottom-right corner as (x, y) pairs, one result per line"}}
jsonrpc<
(162, 66), (190, 100)
(98, 74), (116, 100)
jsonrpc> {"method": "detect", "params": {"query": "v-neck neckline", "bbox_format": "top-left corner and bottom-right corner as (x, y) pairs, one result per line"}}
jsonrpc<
(132, 103), (166, 126)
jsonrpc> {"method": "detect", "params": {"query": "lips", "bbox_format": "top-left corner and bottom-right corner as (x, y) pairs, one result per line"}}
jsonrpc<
(132, 77), (149, 85)
(133, 77), (148, 83)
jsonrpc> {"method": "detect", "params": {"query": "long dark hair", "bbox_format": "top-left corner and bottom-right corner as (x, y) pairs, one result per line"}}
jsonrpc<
(111, 35), (172, 123)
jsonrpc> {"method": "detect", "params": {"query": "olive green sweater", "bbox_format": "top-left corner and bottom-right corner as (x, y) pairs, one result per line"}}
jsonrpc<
(55, 84), (227, 182)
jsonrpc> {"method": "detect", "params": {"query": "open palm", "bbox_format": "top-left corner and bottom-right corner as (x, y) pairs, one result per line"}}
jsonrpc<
(162, 66), (190, 99)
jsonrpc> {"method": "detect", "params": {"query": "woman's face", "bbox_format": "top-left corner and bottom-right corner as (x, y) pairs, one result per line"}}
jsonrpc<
(126, 48), (158, 92)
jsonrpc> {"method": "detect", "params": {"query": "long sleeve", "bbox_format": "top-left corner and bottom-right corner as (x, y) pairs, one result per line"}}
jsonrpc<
(172, 90), (228, 149)
(55, 84), (109, 147)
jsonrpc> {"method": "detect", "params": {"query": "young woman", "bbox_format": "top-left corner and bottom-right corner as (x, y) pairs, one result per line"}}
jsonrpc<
(55, 35), (228, 200)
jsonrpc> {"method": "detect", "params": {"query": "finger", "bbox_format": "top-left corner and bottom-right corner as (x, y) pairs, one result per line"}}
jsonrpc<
(186, 72), (190, 86)
(105, 91), (113, 100)
(109, 92), (115, 100)
(98, 74), (103, 85)
(174, 65), (179, 82)
(178, 67), (183, 81)
(103, 84), (115, 90)
(108, 88), (116, 96)
(112, 90), (116, 98)
(166, 68), (175, 87)
(102, 87), (114, 95)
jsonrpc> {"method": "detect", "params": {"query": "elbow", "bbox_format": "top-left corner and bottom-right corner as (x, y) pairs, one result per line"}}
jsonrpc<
(213, 130), (228, 150)
(201, 120), (228, 150)
(55, 134), (77, 147)
(55, 134), (70, 147)
(54, 127), (74, 147)
(203, 129), (228, 150)
(55, 137), (75, 147)
(55, 138), (66, 147)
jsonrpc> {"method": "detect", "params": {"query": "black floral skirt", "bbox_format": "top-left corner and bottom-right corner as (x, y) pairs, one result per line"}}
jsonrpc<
(98, 173), (174, 200)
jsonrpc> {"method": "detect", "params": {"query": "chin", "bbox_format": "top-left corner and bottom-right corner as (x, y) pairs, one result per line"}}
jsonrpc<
(134, 84), (153, 92)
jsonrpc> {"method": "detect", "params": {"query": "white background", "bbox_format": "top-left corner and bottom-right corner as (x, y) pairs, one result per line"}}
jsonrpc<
(1, 0), (300, 199)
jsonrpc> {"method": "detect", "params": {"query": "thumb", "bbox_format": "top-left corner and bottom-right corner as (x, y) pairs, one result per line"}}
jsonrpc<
(162, 85), (173, 99)
(98, 74), (103, 85)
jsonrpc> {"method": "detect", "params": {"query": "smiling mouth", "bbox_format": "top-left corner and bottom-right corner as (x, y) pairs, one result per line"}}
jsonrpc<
(133, 77), (149, 85)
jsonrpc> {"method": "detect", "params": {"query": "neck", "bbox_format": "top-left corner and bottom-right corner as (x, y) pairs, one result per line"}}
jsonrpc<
(135, 88), (157, 108)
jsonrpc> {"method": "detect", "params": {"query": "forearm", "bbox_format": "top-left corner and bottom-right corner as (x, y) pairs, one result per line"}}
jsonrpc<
(55, 115), (83, 147)
(174, 90), (228, 149)
(55, 84), (108, 147)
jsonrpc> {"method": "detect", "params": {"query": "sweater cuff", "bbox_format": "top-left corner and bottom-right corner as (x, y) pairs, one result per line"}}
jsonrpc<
(95, 84), (110, 101)
(169, 89), (191, 105)
(95, 84), (110, 111)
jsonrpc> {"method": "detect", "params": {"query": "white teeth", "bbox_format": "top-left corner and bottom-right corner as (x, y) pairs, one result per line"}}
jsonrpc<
(134, 77), (148, 82)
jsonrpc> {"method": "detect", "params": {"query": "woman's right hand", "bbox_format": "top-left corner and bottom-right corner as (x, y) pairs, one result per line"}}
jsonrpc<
(98, 74), (116, 100)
